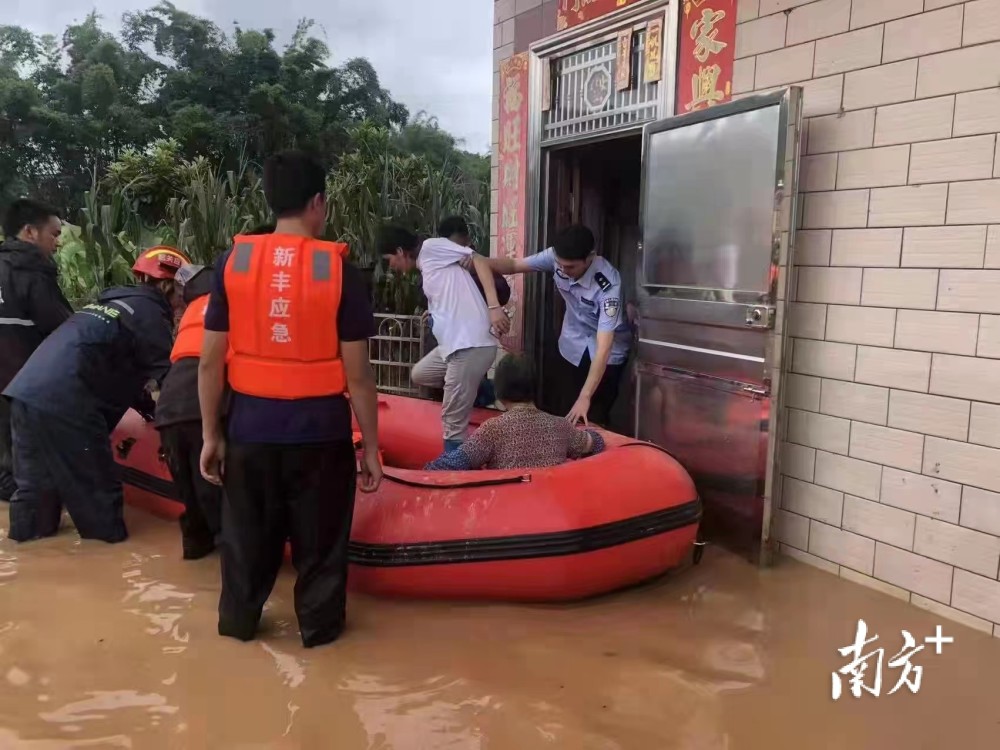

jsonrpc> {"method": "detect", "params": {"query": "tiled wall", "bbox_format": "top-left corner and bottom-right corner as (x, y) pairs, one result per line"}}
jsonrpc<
(492, 0), (1000, 636)
(734, 0), (1000, 637)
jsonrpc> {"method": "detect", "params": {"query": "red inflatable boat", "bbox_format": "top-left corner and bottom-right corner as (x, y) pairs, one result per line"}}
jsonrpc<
(112, 395), (701, 602)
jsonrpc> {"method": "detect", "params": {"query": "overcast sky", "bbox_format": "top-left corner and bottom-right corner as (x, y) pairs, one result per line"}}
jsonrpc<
(9, 0), (495, 153)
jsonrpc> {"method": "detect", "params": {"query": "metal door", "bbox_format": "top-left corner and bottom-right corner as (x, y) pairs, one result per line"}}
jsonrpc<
(635, 88), (803, 564)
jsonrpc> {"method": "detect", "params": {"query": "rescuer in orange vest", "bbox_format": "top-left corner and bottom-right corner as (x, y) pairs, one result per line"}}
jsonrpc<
(198, 150), (383, 648)
(154, 262), (222, 560)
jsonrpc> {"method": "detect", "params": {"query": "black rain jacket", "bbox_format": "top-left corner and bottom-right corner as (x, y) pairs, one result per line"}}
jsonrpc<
(0, 239), (74, 390)
(3, 285), (174, 432)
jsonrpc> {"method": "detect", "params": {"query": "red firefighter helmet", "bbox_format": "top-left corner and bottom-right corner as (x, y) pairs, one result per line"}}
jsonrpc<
(132, 246), (191, 280)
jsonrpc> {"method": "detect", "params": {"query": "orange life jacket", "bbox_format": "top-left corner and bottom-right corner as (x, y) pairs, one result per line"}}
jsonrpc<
(223, 233), (349, 400)
(170, 295), (210, 363)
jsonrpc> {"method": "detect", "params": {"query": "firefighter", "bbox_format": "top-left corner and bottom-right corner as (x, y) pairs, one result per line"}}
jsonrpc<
(198, 150), (383, 648)
(0, 199), (74, 502)
(3, 246), (189, 543)
(155, 262), (222, 560)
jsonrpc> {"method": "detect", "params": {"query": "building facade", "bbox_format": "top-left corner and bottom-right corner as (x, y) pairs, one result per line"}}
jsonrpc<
(491, 0), (1000, 637)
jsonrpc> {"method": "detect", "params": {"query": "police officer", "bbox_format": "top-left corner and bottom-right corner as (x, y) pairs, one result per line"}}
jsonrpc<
(482, 224), (632, 427)
(3, 246), (189, 542)
(0, 199), (74, 502)
(198, 150), (383, 648)
(155, 262), (222, 560)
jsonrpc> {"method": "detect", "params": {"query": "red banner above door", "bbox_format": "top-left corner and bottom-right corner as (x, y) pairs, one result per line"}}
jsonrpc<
(556, 0), (646, 31)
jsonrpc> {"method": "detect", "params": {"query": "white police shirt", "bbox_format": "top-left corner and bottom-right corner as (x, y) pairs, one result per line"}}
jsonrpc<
(523, 248), (632, 367)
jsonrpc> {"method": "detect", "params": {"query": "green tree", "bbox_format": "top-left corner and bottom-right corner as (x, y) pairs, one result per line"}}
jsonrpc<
(1, 5), (417, 215)
(120, 4), (409, 166)
(0, 13), (161, 212)
(3, 4), (492, 315)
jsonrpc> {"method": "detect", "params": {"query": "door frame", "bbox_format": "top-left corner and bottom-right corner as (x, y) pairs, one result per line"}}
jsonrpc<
(525, 0), (678, 272)
(522, 1), (678, 408)
(531, 132), (646, 425)
(634, 87), (804, 565)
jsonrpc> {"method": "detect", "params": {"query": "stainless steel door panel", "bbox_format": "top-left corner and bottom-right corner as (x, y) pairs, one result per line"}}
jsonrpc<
(638, 292), (772, 323)
(641, 104), (781, 294)
(637, 369), (768, 555)
(639, 318), (768, 362)
(636, 340), (764, 387)
(634, 88), (803, 563)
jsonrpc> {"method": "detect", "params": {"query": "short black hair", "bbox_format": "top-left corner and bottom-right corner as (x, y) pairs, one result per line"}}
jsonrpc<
(438, 216), (470, 240)
(246, 223), (275, 235)
(493, 353), (536, 404)
(3, 198), (61, 239)
(262, 151), (326, 218)
(553, 224), (595, 261)
(378, 225), (420, 258)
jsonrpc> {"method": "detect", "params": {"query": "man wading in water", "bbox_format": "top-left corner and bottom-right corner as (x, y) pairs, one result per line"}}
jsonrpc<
(198, 150), (382, 647)
(4, 246), (189, 542)
(0, 200), (74, 503)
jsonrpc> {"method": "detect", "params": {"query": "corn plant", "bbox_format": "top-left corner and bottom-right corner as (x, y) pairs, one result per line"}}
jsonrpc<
(164, 159), (270, 264)
(54, 123), (490, 315)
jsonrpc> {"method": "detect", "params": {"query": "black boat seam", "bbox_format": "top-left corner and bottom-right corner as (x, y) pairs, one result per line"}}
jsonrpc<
(348, 501), (702, 567)
(118, 466), (701, 566)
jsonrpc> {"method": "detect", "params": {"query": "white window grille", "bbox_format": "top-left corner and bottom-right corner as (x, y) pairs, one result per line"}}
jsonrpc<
(542, 28), (661, 144)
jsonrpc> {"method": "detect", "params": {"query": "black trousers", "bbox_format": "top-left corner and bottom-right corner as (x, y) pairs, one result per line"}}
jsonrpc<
(159, 421), (222, 558)
(220, 440), (357, 648)
(563, 352), (626, 427)
(0, 397), (14, 502)
(7, 399), (127, 543)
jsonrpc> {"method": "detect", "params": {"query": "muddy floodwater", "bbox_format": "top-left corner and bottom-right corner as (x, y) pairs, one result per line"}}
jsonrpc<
(2, 508), (999, 749)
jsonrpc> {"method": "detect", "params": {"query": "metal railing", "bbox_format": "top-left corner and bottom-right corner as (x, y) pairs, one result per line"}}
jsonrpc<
(370, 313), (428, 396)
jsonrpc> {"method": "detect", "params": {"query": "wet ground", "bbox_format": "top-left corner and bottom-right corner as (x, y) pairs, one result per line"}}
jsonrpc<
(1, 508), (999, 749)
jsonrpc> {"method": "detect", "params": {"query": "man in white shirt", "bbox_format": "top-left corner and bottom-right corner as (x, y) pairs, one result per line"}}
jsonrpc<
(381, 221), (509, 452)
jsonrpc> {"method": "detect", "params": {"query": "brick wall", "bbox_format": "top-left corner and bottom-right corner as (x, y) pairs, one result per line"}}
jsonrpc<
(734, 0), (1000, 636)
(493, 0), (1000, 635)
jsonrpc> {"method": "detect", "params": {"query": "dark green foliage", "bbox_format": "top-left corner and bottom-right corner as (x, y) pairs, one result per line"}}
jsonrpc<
(0, 5), (491, 315)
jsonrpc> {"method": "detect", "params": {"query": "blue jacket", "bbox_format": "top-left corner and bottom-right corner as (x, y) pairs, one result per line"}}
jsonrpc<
(3, 285), (174, 431)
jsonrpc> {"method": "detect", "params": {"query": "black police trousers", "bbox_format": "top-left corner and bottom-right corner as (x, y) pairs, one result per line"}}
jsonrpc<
(7, 399), (127, 543)
(219, 440), (357, 648)
(0, 397), (14, 502)
(159, 421), (222, 559)
(562, 352), (626, 428)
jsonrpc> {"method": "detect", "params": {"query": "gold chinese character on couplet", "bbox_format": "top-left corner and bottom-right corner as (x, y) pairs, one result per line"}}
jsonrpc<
(686, 64), (725, 111)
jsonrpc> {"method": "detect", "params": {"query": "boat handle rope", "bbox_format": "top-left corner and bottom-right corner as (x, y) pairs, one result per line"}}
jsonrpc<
(610, 440), (682, 463)
(378, 441), (681, 490)
(382, 471), (533, 489)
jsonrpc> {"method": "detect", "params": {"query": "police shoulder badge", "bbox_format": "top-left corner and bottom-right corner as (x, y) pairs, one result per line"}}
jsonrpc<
(594, 271), (613, 292)
(603, 297), (620, 318)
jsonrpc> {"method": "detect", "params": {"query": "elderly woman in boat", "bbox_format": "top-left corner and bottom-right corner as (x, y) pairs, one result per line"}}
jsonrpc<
(425, 353), (605, 471)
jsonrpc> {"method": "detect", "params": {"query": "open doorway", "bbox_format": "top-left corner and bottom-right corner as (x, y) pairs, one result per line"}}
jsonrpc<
(536, 133), (642, 436)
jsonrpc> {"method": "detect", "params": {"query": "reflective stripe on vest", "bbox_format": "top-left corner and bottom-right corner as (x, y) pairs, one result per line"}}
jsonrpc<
(224, 234), (349, 400)
(170, 295), (209, 363)
(0, 317), (36, 326)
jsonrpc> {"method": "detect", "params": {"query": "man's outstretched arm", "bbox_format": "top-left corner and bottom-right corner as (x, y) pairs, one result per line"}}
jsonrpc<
(464, 248), (556, 276)
(484, 256), (534, 275)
